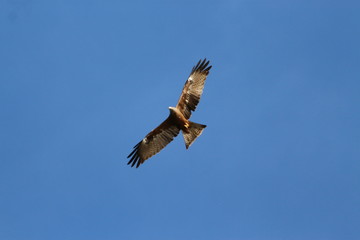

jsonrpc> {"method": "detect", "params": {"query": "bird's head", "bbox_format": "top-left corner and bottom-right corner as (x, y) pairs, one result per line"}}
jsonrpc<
(168, 106), (176, 114)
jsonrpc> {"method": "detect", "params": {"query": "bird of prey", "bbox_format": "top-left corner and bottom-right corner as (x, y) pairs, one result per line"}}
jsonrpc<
(127, 59), (212, 168)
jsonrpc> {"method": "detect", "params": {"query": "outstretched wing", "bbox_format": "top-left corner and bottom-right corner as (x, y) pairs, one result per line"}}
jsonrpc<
(127, 117), (180, 168)
(176, 59), (212, 119)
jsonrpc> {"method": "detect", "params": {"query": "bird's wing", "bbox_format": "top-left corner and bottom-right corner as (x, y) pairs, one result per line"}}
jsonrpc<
(127, 117), (180, 168)
(176, 59), (212, 119)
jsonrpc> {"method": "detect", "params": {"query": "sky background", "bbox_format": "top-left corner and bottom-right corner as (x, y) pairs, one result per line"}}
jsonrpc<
(1, 1), (360, 239)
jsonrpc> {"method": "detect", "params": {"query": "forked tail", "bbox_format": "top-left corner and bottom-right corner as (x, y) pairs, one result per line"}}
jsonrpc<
(182, 121), (206, 149)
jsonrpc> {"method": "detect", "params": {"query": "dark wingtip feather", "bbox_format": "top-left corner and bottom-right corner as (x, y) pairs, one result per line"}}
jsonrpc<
(128, 155), (140, 168)
(192, 59), (202, 72)
(127, 147), (137, 158)
(191, 58), (212, 75)
(127, 141), (142, 168)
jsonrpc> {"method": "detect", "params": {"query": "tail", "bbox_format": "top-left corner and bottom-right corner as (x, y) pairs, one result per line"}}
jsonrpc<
(182, 121), (207, 149)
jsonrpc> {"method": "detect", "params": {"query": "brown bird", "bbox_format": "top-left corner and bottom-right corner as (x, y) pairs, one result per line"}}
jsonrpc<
(127, 59), (212, 168)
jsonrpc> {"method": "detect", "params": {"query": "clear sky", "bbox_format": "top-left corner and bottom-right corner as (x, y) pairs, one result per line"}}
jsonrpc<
(1, 1), (359, 239)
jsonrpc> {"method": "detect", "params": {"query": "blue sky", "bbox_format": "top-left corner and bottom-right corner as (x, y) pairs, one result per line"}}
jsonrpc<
(1, 1), (360, 239)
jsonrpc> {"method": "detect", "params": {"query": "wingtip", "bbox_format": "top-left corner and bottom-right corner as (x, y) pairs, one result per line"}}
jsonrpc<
(127, 141), (143, 168)
(191, 58), (211, 75)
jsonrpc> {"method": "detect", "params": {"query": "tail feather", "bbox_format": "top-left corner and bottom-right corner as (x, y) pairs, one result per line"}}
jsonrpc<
(182, 121), (206, 149)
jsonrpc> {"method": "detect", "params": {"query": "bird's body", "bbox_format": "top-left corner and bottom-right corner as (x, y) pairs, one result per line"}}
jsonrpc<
(168, 107), (190, 132)
(127, 59), (212, 168)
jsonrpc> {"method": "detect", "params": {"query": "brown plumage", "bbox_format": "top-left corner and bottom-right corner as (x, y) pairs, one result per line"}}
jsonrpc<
(127, 59), (212, 168)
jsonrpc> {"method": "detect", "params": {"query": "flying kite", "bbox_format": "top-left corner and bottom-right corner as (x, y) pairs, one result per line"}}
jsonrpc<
(127, 59), (212, 168)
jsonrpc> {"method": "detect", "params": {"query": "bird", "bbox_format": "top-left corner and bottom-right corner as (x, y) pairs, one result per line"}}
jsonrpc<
(127, 59), (212, 168)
